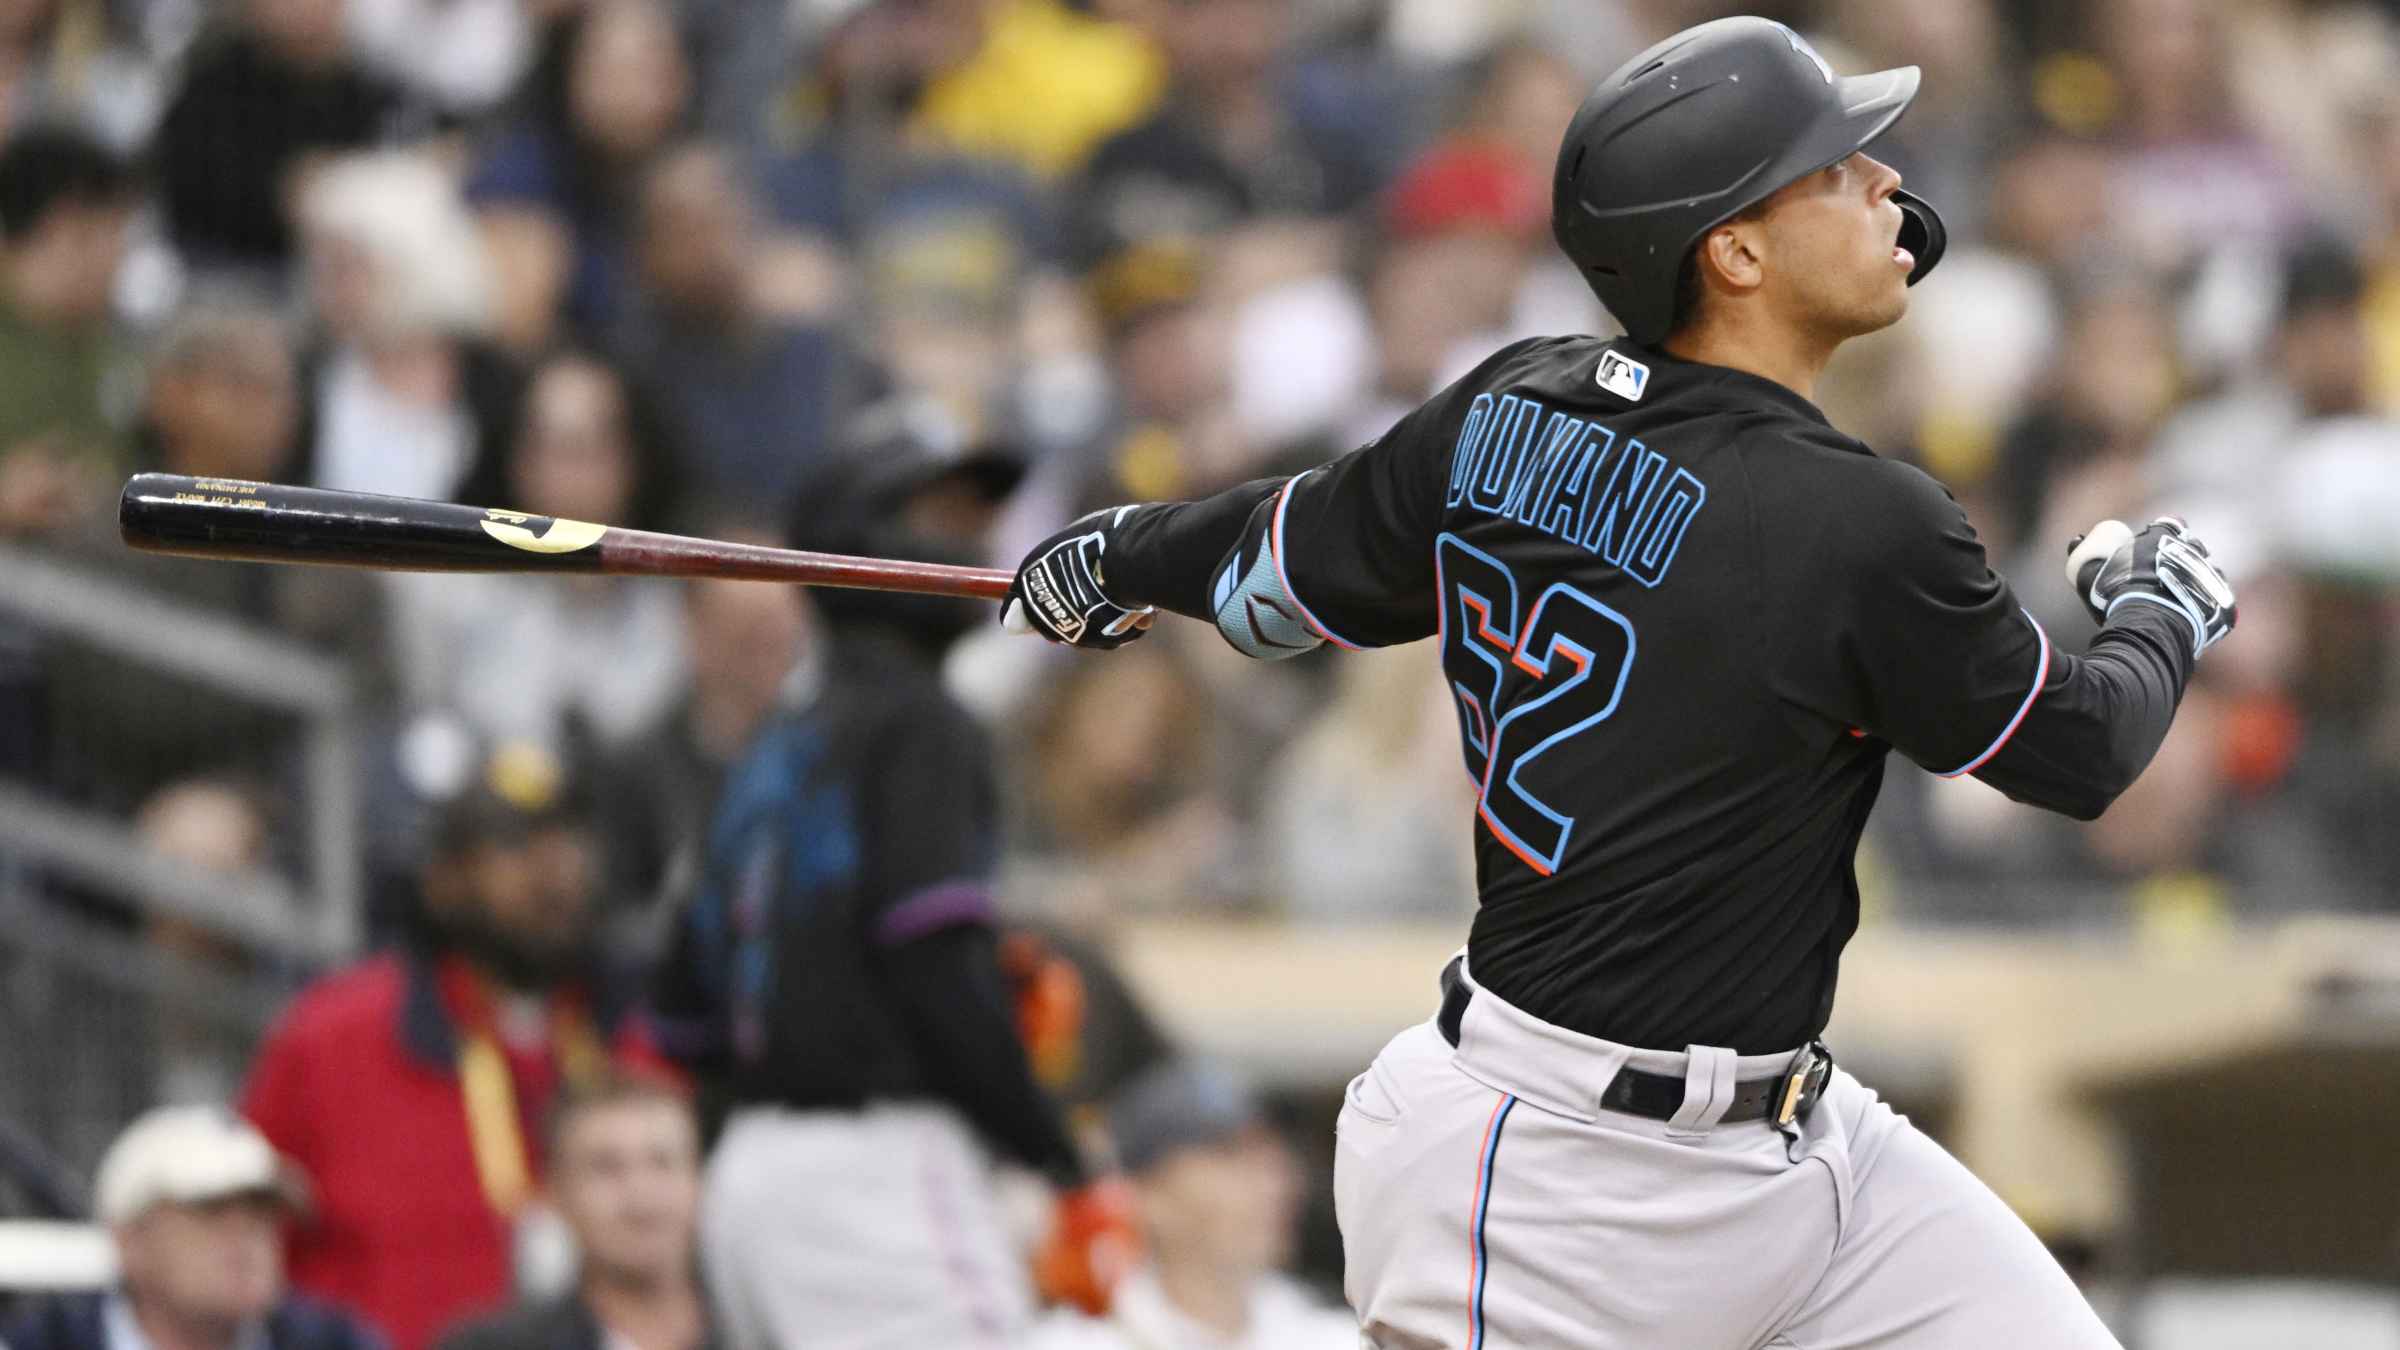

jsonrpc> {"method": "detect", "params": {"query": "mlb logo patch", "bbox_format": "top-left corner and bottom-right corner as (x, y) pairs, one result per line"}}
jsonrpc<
(1596, 350), (1650, 402)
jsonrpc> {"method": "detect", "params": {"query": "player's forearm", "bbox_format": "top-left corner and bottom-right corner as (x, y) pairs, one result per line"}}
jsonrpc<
(1973, 605), (2197, 820)
(883, 925), (1088, 1185)
(1100, 478), (1284, 618)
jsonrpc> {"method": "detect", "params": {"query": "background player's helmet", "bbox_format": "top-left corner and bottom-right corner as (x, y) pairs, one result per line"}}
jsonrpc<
(786, 394), (1025, 654)
(1551, 16), (1949, 346)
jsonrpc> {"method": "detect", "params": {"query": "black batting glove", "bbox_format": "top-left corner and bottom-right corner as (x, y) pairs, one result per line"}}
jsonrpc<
(1002, 506), (1156, 650)
(2063, 515), (2238, 659)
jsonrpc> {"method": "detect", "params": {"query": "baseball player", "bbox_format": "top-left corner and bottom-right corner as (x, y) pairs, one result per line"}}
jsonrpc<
(1002, 17), (2235, 1350)
(653, 402), (1130, 1349)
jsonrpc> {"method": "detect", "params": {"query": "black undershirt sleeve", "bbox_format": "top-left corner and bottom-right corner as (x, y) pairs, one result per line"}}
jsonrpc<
(881, 925), (1087, 1186)
(863, 698), (1086, 1186)
(1773, 458), (2193, 820)
(1102, 478), (1283, 620)
(1969, 604), (2195, 820)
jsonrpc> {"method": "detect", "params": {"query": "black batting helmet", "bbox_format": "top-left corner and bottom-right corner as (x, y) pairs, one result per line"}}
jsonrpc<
(1551, 16), (1948, 346)
(784, 394), (1026, 654)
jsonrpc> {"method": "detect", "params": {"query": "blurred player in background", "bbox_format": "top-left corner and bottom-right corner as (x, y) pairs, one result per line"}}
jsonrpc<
(439, 1076), (714, 1350)
(243, 744), (667, 1350)
(1034, 1059), (1354, 1350)
(653, 398), (1130, 1349)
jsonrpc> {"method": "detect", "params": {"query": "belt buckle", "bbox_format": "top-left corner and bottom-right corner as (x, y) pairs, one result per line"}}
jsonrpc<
(1773, 1041), (1832, 1129)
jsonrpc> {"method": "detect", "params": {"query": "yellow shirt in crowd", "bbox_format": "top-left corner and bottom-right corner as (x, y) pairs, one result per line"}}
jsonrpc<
(914, 0), (1166, 180)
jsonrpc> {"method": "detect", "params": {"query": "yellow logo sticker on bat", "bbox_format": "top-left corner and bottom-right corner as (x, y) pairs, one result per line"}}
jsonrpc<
(480, 511), (609, 554)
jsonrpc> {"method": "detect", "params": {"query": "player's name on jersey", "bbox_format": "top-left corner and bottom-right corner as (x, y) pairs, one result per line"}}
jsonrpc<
(1444, 392), (1706, 590)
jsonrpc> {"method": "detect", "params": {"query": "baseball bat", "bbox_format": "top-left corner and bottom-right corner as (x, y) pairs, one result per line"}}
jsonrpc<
(117, 474), (1015, 601)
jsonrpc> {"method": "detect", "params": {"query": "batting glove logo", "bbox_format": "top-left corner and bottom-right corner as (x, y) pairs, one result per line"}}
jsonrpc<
(1003, 508), (1155, 650)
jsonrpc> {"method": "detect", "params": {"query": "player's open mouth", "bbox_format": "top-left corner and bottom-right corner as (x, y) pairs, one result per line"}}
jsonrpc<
(1892, 245), (1914, 268)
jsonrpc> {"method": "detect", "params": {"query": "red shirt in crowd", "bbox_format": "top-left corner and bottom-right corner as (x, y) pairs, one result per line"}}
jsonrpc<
(240, 951), (665, 1350)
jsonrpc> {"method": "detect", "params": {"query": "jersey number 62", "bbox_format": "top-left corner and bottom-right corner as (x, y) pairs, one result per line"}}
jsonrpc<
(1435, 534), (1637, 877)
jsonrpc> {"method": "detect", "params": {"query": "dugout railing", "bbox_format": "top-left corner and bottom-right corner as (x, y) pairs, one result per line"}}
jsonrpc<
(0, 542), (362, 967)
(0, 544), (358, 1182)
(0, 881), (287, 1190)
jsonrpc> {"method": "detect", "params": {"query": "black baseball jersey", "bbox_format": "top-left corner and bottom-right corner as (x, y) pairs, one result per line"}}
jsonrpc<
(1108, 336), (2196, 1053)
(654, 630), (1084, 1180)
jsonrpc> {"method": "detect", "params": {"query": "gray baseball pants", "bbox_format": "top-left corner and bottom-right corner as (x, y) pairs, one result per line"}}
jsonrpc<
(1334, 960), (2122, 1349)
(701, 1102), (1034, 1350)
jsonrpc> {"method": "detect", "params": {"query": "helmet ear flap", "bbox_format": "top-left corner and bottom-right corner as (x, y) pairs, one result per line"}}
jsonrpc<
(1893, 188), (1947, 286)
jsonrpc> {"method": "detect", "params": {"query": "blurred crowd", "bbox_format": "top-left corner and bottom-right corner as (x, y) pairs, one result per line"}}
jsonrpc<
(1, 0), (2400, 1342)
(4, 0), (2399, 938)
(5, 1052), (1340, 1350)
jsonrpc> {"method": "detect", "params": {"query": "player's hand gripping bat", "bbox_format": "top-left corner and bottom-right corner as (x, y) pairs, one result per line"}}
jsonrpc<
(117, 474), (1014, 600)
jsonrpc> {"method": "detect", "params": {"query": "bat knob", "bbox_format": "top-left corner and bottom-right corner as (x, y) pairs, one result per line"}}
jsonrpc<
(2064, 518), (2133, 600)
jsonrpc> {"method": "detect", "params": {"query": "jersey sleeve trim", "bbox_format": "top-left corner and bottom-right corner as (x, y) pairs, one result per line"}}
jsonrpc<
(872, 880), (995, 947)
(1937, 609), (2051, 779)
(1271, 472), (1368, 652)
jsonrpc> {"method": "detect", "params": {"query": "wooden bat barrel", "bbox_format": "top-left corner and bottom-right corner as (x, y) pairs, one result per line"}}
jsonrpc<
(117, 474), (1016, 600)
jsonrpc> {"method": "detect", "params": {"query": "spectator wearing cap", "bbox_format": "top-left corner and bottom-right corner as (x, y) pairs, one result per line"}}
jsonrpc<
(1340, 99), (1580, 452)
(654, 399), (1127, 1347)
(437, 1076), (714, 1350)
(1357, 139), (1547, 413)
(2, 1106), (382, 1350)
(1073, 0), (1382, 267)
(1072, 239), (1233, 506)
(241, 743), (669, 1350)
(1373, 134), (1555, 387)
(1365, 46), (1596, 435)
(0, 125), (138, 538)
(1064, 0), (1409, 471)
(1033, 1061), (1353, 1350)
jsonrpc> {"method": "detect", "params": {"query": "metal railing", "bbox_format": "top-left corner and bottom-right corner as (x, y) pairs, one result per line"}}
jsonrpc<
(0, 883), (287, 1186)
(0, 543), (360, 963)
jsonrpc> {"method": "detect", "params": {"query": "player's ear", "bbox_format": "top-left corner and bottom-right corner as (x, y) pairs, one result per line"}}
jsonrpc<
(1698, 221), (1766, 297)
